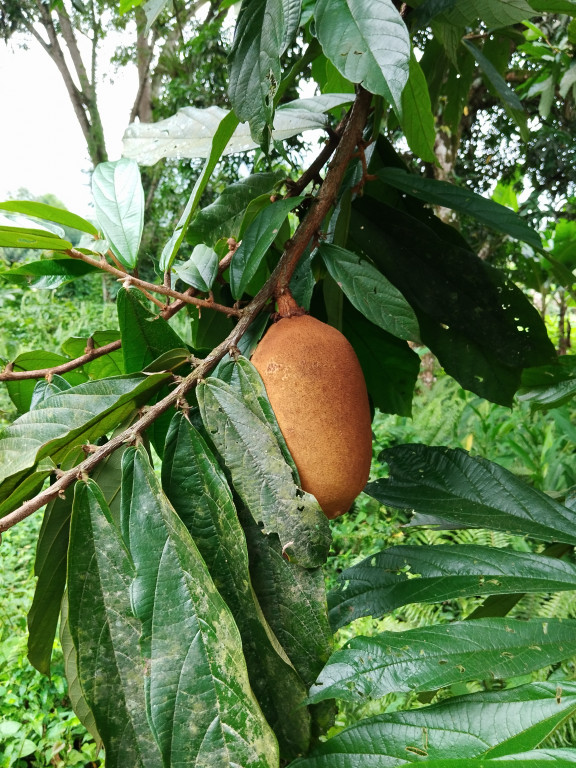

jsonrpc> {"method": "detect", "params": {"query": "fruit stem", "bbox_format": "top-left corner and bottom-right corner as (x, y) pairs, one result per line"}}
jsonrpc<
(276, 289), (306, 319)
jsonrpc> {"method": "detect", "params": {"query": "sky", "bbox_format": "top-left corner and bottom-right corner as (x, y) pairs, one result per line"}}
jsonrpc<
(0, 32), (137, 218)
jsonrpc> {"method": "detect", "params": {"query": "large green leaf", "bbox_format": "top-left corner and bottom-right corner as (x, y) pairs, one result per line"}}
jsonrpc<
(91, 158), (144, 270)
(173, 244), (219, 292)
(117, 286), (188, 455)
(1, 258), (98, 290)
(291, 682), (576, 766)
(197, 376), (331, 568)
(530, 1), (576, 12)
(68, 480), (161, 768)
(117, 287), (186, 374)
(329, 544), (576, 630)
(443, 0), (534, 27)
(159, 110), (239, 271)
(0, 372), (168, 499)
(314, 0), (410, 114)
(121, 445), (279, 767)
(0, 223), (73, 250)
(187, 171), (283, 247)
(59, 595), (102, 748)
(240, 509), (334, 692)
(27, 492), (74, 676)
(61, 331), (124, 380)
(230, 196), (304, 299)
(228, 0), (301, 146)
(319, 243), (420, 342)
(308, 618), (576, 704)
(162, 413), (311, 761)
(518, 357), (576, 410)
(366, 445), (576, 544)
(27, 431), (129, 676)
(378, 168), (541, 250)
(400, 52), (437, 163)
(360, 757), (576, 768)
(349, 194), (556, 406)
(342, 300), (420, 416)
(0, 200), (98, 236)
(226, 356), (299, 477)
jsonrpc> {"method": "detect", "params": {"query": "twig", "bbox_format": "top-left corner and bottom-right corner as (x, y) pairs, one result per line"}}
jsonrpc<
(0, 340), (122, 382)
(0, 87), (373, 534)
(66, 248), (241, 317)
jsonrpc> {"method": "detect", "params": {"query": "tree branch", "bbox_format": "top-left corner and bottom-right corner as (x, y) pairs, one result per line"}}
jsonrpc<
(0, 340), (121, 382)
(66, 248), (241, 316)
(0, 87), (373, 534)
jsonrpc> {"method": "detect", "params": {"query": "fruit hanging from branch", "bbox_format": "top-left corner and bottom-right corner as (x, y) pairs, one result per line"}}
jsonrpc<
(251, 301), (372, 519)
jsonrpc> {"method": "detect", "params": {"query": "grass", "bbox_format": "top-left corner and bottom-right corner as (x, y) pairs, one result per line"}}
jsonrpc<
(0, 515), (102, 767)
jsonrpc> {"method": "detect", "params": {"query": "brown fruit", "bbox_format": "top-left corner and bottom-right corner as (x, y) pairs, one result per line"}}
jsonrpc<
(251, 314), (372, 519)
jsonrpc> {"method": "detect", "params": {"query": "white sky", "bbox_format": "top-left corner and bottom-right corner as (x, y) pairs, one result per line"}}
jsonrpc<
(0, 32), (137, 218)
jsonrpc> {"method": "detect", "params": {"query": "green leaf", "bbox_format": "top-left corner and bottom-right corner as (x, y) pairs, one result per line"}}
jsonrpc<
(117, 287), (186, 374)
(68, 480), (161, 768)
(308, 618), (576, 704)
(230, 196), (304, 299)
(0, 460), (55, 519)
(228, 0), (301, 146)
(319, 243), (420, 342)
(0, 226), (73, 251)
(187, 171), (283, 247)
(159, 110), (240, 271)
(518, 357), (576, 410)
(1, 258), (99, 290)
(366, 445), (576, 544)
(92, 158), (144, 270)
(162, 413), (311, 761)
(379, 168), (541, 250)
(444, 0), (534, 27)
(342, 300), (420, 416)
(314, 0), (410, 114)
(122, 445), (279, 767)
(61, 331), (124, 380)
(27, 492), (74, 675)
(0, 372), (169, 500)
(329, 544), (576, 631)
(5, 351), (86, 414)
(349, 194), (556, 406)
(462, 39), (528, 140)
(59, 595), (102, 747)
(241, 510), (334, 690)
(0, 200), (98, 236)
(291, 683), (576, 768)
(360, 758), (576, 767)
(173, 244), (219, 292)
(227, 356), (299, 478)
(292, 682), (576, 766)
(530, 0), (576, 12)
(400, 52), (437, 162)
(117, 287), (188, 455)
(197, 376), (331, 568)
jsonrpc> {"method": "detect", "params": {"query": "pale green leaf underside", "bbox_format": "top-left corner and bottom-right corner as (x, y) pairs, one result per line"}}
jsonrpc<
(315, 0), (411, 113)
